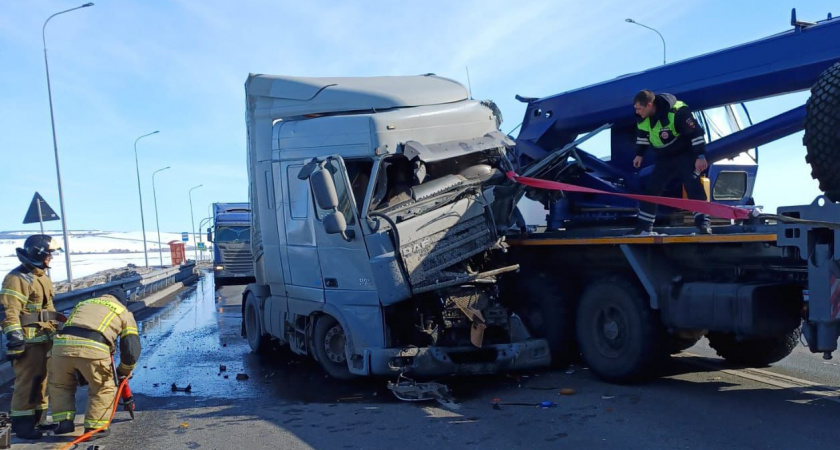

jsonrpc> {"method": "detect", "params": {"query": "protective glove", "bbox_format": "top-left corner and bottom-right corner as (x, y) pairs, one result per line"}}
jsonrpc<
(5, 330), (26, 360)
(117, 367), (132, 380)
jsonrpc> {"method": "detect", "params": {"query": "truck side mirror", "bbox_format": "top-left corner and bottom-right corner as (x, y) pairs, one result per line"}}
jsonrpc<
(324, 211), (354, 241)
(298, 160), (319, 180)
(310, 168), (339, 210)
(206, 227), (213, 243)
(310, 167), (354, 241)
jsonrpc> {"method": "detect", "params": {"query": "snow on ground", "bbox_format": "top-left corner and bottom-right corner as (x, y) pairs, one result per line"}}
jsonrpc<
(0, 230), (209, 282)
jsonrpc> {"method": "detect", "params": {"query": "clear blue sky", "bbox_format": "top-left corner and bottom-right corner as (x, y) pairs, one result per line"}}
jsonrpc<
(1, 0), (835, 233)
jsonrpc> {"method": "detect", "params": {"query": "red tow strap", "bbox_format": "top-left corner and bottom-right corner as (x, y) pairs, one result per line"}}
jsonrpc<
(506, 171), (753, 221)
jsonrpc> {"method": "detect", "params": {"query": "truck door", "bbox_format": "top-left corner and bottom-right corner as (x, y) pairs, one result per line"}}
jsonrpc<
(312, 157), (377, 302)
(282, 161), (324, 302)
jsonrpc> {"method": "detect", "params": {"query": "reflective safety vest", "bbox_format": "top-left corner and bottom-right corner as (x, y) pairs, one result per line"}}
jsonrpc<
(638, 100), (688, 148)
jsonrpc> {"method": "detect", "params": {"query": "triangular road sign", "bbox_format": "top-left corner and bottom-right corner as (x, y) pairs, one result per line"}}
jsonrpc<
(23, 192), (60, 224)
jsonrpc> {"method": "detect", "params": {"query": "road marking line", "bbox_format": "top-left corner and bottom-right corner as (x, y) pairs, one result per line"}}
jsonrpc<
(678, 352), (840, 404)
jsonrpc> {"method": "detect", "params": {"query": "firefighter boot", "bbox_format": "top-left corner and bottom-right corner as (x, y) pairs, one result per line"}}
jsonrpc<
(83, 427), (110, 440)
(54, 420), (75, 435)
(11, 416), (43, 440)
(34, 410), (58, 432)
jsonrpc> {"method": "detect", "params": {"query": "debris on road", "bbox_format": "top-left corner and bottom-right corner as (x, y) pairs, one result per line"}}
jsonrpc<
(601, 395), (616, 400)
(236, 373), (249, 381)
(219, 364), (227, 372)
(560, 388), (576, 396)
(387, 374), (454, 408)
(171, 383), (192, 393)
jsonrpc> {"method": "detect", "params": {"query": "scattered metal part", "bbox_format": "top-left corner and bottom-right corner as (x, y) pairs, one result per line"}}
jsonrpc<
(219, 365), (227, 372)
(559, 388), (576, 395)
(236, 373), (249, 381)
(387, 373), (453, 407)
(171, 383), (192, 393)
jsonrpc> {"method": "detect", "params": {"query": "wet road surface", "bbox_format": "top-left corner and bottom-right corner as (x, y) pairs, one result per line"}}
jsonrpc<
(5, 273), (840, 449)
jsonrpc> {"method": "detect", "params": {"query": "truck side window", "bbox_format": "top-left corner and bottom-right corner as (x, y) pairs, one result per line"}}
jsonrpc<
(314, 159), (357, 226)
(287, 165), (309, 220)
(345, 159), (373, 216)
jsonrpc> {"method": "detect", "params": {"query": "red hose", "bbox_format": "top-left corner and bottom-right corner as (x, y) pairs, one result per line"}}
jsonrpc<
(57, 377), (128, 450)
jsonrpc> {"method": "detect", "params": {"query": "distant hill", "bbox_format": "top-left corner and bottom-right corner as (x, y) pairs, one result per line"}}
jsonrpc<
(0, 230), (192, 256)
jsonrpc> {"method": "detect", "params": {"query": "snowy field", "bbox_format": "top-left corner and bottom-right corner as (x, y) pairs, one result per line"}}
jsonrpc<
(0, 230), (207, 282)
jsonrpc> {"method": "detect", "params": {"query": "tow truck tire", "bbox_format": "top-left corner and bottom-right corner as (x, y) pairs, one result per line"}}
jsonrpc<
(576, 278), (667, 383)
(516, 276), (578, 366)
(244, 292), (269, 354)
(312, 315), (355, 380)
(804, 62), (840, 202)
(707, 329), (800, 367)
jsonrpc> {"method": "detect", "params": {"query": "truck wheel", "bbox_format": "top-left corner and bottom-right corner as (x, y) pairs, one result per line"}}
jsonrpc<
(707, 329), (800, 367)
(515, 276), (577, 366)
(576, 278), (667, 383)
(804, 61), (840, 202)
(312, 315), (355, 380)
(244, 293), (268, 353)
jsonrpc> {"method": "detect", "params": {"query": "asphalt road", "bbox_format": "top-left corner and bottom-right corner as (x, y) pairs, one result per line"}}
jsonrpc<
(5, 274), (840, 449)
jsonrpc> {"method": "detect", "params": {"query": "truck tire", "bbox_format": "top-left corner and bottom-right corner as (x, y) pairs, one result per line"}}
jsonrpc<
(575, 278), (667, 383)
(312, 315), (355, 380)
(707, 329), (800, 367)
(804, 62), (840, 202)
(244, 292), (269, 354)
(515, 276), (577, 366)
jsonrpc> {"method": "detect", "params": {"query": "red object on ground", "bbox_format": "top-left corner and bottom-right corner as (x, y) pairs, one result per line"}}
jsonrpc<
(506, 171), (753, 221)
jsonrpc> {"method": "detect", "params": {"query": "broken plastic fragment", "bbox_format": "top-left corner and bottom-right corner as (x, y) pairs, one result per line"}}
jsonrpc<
(559, 388), (576, 396)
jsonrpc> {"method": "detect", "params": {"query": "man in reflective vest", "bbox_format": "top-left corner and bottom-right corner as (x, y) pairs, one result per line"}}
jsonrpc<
(632, 90), (712, 235)
(49, 289), (141, 440)
(0, 234), (65, 440)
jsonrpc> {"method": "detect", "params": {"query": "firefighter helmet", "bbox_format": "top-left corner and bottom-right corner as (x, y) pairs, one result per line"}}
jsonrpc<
(16, 234), (61, 268)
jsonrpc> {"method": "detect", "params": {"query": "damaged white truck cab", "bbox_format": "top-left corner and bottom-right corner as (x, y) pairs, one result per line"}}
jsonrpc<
(243, 74), (550, 378)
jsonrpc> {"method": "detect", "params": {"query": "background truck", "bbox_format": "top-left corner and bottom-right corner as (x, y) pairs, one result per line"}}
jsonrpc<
(209, 202), (254, 286)
(243, 11), (840, 382)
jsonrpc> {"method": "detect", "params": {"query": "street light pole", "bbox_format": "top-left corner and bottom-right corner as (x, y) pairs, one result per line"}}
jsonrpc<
(189, 185), (203, 263)
(152, 166), (171, 267)
(42, 2), (94, 288)
(625, 18), (667, 65)
(134, 130), (159, 268)
(199, 216), (213, 263)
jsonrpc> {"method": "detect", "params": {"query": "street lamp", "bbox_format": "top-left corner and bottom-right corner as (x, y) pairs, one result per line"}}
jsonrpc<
(134, 130), (159, 268)
(152, 166), (171, 267)
(199, 216), (213, 262)
(188, 185), (203, 262)
(625, 18), (667, 65)
(42, 2), (94, 288)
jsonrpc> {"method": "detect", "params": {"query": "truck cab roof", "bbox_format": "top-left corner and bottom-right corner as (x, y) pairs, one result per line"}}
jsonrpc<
(246, 74), (468, 120)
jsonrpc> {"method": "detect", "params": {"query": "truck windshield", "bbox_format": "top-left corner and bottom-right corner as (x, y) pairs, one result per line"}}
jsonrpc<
(216, 226), (250, 243)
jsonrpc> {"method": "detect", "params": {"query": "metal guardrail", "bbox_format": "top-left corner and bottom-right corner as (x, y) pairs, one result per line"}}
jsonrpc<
(0, 263), (197, 362)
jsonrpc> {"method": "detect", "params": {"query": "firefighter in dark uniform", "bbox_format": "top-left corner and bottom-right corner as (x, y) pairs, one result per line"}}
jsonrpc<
(631, 90), (712, 235)
(49, 289), (141, 440)
(0, 234), (64, 440)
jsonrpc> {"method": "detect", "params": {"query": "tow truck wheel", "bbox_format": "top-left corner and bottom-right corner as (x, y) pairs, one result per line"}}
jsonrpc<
(244, 292), (269, 354)
(312, 315), (355, 380)
(804, 61), (840, 202)
(576, 278), (667, 383)
(516, 276), (577, 366)
(707, 329), (800, 367)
